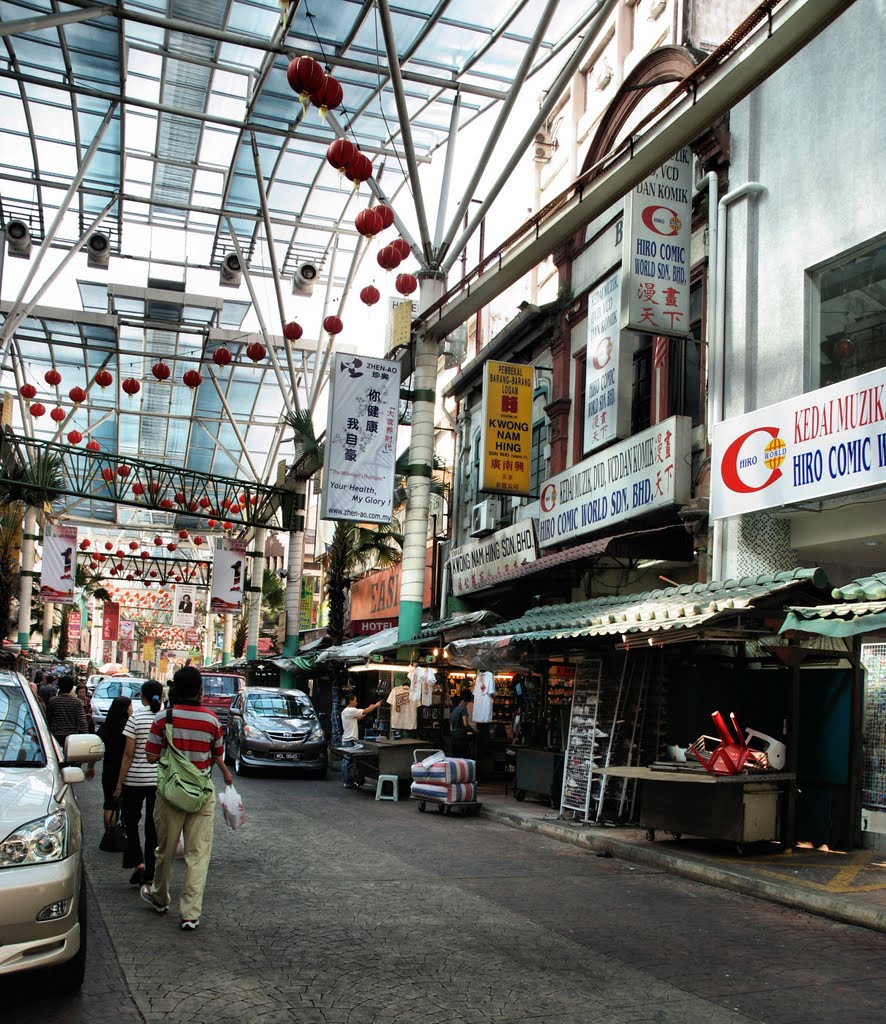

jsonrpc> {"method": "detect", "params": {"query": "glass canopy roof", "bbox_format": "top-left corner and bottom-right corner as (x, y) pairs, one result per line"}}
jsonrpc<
(0, 0), (595, 532)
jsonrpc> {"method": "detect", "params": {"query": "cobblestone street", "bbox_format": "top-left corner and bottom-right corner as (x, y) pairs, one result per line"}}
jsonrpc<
(2, 772), (886, 1023)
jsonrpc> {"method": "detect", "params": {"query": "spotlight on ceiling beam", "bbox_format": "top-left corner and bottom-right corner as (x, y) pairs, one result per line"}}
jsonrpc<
(86, 231), (111, 269)
(5, 220), (32, 259)
(292, 262), (318, 296)
(219, 252), (242, 288)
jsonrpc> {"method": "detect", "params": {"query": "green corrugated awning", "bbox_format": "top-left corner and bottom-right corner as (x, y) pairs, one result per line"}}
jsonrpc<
(781, 603), (886, 637)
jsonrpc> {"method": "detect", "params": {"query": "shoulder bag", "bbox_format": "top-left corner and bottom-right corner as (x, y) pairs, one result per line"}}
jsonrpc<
(156, 709), (216, 813)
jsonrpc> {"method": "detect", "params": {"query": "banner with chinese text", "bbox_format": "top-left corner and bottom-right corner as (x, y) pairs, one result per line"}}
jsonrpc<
(320, 355), (401, 523)
(101, 601), (120, 642)
(479, 360), (533, 495)
(39, 522), (77, 603)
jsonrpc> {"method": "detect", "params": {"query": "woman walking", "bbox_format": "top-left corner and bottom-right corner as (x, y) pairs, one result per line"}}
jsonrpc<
(114, 680), (164, 886)
(97, 696), (132, 830)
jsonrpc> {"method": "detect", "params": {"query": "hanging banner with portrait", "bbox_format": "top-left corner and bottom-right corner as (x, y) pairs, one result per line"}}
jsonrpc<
(210, 539), (246, 615)
(40, 522), (77, 603)
(173, 584), (197, 628)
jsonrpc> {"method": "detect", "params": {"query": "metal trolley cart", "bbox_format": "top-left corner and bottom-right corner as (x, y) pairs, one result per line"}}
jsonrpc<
(411, 748), (483, 816)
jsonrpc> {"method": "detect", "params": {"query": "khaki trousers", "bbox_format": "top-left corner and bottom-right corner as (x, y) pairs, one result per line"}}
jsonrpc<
(151, 790), (216, 921)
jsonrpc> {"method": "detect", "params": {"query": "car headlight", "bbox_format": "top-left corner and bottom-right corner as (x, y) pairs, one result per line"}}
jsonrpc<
(309, 724), (325, 740)
(0, 811), (69, 868)
(243, 723), (267, 739)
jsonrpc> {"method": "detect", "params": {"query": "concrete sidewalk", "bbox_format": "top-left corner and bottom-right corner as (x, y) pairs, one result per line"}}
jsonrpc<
(478, 791), (886, 934)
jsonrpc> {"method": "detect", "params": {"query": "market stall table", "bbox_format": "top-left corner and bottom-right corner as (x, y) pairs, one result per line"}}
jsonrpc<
(331, 739), (420, 790)
(598, 766), (795, 852)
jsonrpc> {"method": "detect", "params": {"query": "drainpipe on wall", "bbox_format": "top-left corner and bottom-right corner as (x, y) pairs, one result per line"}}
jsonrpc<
(709, 181), (766, 582)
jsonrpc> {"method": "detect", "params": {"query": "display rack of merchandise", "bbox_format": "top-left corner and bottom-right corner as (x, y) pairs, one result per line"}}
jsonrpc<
(560, 659), (604, 821)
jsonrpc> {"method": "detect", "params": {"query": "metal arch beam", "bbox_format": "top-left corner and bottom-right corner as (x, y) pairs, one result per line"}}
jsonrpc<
(424, 0), (858, 333)
(195, 420), (258, 483)
(0, 6), (113, 37)
(376, 0), (433, 261)
(206, 367), (263, 482)
(436, 0), (561, 266)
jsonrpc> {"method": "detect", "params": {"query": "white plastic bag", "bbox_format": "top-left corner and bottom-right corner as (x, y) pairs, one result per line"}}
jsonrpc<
(176, 832), (185, 859)
(218, 784), (245, 831)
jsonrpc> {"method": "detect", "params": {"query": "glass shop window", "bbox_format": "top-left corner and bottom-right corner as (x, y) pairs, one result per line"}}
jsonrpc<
(530, 420), (548, 495)
(813, 236), (886, 389)
(668, 279), (704, 426)
(631, 335), (653, 433)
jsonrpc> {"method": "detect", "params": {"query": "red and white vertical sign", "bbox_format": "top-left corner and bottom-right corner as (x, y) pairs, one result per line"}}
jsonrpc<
(102, 601), (120, 642)
(210, 538), (246, 615)
(40, 523), (77, 603)
(621, 147), (692, 337)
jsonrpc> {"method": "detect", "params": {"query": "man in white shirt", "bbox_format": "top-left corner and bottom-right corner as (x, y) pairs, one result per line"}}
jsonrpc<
(340, 694), (382, 789)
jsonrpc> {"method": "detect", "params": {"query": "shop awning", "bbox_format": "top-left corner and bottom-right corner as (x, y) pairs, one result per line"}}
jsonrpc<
(780, 572), (886, 637)
(315, 628), (402, 665)
(447, 568), (830, 661)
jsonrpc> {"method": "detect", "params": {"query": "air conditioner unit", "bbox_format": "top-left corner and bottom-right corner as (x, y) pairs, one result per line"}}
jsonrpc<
(292, 262), (318, 296)
(470, 499), (497, 538)
(219, 252), (242, 288)
(5, 219), (32, 259)
(86, 231), (110, 269)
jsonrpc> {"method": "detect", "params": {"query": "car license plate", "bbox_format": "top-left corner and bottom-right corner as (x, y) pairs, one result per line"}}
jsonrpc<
(274, 752), (301, 761)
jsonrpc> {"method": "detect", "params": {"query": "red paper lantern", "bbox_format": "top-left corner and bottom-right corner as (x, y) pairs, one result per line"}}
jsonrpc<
(345, 152), (373, 187)
(239, 492), (247, 503)
(194, 536), (205, 546)
(310, 73), (343, 120)
(377, 245), (402, 271)
(79, 539), (90, 550)
(126, 574), (134, 582)
(160, 498), (174, 509)
(355, 208), (383, 238)
(395, 273), (418, 296)
(392, 237), (411, 260)
(101, 468), (114, 482)
(167, 543), (177, 552)
(109, 567), (118, 576)
(104, 542), (113, 551)
(326, 137), (358, 173)
(30, 402), (46, 418)
(117, 465), (131, 478)
(199, 496), (212, 509)
(178, 529), (189, 540)
(20, 383), (37, 400)
(122, 377), (141, 397)
(149, 570), (158, 579)
(207, 518), (218, 529)
(152, 361), (171, 381)
(174, 492), (186, 504)
(323, 315), (343, 335)
(229, 502), (241, 515)
(50, 407), (66, 423)
(283, 320), (303, 341)
(94, 370), (113, 389)
(132, 482), (145, 496)
(86, 439), (100, 452)
(245, 342), (266, 363)
(153, 536), (163, 546)
(141, 551), (150, 560)
(183, 369), (202, 389)
(222, 521), (233, 531)
(116, 550), (124, 559)
(188, 500), (199, 512)
(250, 496), (258, 506)
(286, 55), (324, 104)
(44, 369), (62, 387)
(69, 386), (87, 404)
(220, 498), (231, 509)
(150, 483), (161, 493)
(67, 430), (83, 445)
(360, 285), (381, 306)
(129, 540), (139, 551)
(373, 204), (395, 230)
(212, 347), (232, 366)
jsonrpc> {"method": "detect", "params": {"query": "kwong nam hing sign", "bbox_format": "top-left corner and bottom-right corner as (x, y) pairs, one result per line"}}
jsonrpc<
(538, 416), (691, 549)
(449, 520), (538, 596)
(711, 367), (886, 519)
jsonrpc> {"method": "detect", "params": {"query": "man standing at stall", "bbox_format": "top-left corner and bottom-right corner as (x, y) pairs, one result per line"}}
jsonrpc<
(340, 693), (383, 789)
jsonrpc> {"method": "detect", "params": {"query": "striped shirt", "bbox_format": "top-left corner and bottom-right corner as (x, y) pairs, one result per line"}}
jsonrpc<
(145, 702), (223, 771)
(46, 693), (88, 740)
(122, 704), (159, 786)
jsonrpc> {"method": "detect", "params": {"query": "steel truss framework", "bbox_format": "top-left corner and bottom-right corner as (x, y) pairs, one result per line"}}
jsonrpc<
(76, 551), (212, 588)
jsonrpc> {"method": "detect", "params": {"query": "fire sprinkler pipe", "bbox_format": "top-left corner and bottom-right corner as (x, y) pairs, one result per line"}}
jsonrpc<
(709, 181), (766, 582)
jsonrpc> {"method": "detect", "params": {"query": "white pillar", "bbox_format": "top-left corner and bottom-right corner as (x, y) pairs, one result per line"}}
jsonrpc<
(17, 506), (39, 648)
(246, 527), (266, 661)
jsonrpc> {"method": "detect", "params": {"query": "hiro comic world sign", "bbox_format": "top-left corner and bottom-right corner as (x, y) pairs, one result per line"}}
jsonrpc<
(538, 416), (691, 549)
(711, 367), (886, 519)
(621, 147), (692, 338)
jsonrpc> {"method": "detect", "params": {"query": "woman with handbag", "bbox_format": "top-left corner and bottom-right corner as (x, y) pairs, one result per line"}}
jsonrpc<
(114, 680), (164, 886)
(97, 696), (133, 838)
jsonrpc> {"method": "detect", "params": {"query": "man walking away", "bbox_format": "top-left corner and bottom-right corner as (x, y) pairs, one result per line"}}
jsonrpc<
(46, 674), (88, 749)
(38, 671), (58, 707)
(141, 666), (233, 930)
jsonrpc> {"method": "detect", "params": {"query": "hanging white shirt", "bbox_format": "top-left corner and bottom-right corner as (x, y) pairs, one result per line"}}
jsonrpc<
(472, 671), (495, 723)
(387, 685), (417, 730)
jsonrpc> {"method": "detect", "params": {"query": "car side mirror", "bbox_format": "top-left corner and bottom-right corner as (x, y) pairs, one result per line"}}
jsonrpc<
(62, 766), (85, 784)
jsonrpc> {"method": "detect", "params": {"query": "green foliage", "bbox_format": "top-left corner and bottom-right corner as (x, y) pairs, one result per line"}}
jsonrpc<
(284, 409), (325, 477)
(0, 504), (22, 640)
(0, 451), (64, 509)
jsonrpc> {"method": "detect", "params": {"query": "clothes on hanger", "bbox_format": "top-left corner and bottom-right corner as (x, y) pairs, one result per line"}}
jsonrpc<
(472, 671), (495, 724)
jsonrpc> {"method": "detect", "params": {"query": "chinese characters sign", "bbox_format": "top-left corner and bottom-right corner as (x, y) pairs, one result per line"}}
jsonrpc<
(711, 366), (886, 519)
(449, 520), (538, 596)
(40, 522), (77, 603)
(479, 360), (533, 495)
(538, 416), (691, 548)
(101, 601), (120, 642)
(210, 538), (246, 615)
(321, 356), (401, 524)
(583, 269), (631, 454)
(621, 148), (692, 337)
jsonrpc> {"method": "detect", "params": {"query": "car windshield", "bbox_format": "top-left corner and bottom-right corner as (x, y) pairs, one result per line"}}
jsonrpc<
(202, 675), (241, 697)
(94, 679), (142, 701)
(0, 685), (46, 766)
(246, 694), (316, 720)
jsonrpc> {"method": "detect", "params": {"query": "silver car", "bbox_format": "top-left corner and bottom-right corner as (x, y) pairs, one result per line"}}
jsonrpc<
(91, 676), (143, 728)
(0, 668), (104, 990)
(225, 687), (327, 778)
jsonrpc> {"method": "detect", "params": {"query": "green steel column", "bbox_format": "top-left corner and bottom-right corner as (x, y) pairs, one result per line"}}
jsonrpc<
(246, 527), (266, 663)
(281, 481), (307, 689)
(222, 613), (232, 665)
(17, 506), (39, 648)
(398, 272), (446, 643)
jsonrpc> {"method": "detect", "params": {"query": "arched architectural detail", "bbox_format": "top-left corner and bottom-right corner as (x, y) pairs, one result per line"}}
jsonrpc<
(581, 46), (701, 176)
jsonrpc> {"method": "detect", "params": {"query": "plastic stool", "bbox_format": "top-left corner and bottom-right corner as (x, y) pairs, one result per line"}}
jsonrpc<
(375, 774), (399, 802)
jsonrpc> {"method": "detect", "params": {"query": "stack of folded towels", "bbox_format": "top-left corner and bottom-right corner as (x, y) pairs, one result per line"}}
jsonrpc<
(410, 749), (477, 803)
